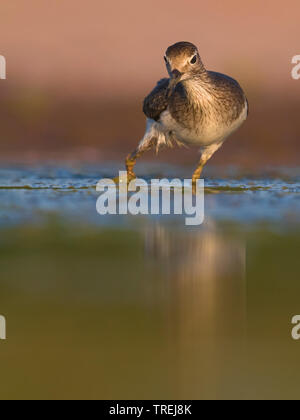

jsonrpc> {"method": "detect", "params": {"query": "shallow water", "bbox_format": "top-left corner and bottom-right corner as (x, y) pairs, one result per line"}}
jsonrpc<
(0, 164), (299, 228)
(0, 163), (300, 399)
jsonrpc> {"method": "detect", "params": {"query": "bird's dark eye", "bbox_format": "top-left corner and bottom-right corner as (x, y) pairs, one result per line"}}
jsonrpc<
(190, 55), (197, 64)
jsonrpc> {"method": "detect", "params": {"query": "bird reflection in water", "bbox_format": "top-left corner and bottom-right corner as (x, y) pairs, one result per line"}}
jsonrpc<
(143, 220), (247, 398)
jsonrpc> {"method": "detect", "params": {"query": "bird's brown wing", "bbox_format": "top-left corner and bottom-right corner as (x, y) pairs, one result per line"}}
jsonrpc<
(143, 78), (170, 121)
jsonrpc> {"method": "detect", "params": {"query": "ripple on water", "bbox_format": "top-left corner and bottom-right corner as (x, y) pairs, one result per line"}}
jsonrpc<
(0, 164), (299, 229)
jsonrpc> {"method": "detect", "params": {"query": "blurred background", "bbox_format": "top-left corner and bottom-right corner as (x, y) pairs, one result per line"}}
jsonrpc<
(0, 0), (299, 166)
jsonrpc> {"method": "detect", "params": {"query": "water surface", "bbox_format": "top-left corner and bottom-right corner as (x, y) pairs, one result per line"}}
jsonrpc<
(0, 163), (299, 399)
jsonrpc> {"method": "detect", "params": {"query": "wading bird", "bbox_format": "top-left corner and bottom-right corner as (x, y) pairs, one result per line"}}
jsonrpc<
(120, 41), (248, 189)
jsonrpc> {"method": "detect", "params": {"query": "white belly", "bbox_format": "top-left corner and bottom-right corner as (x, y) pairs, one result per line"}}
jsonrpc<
(160, 102), (248, 147)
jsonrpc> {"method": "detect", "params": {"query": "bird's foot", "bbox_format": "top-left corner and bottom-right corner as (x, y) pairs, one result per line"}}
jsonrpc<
(113, 171), (136, 187)
(192, 178), (198, 196)
(192, 176), (203, 195)
(192, 164), (204, 195)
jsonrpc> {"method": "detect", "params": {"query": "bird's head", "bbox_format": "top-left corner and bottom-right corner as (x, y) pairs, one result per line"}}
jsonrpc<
(164, 42), (205, 83)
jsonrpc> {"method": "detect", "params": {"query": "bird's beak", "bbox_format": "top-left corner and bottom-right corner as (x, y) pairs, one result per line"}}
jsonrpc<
(171, 69), (182, 80)
(167, 69), (183, 98)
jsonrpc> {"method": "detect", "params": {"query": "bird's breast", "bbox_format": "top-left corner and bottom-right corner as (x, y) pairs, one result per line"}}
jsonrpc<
(160, 97), (248, 147)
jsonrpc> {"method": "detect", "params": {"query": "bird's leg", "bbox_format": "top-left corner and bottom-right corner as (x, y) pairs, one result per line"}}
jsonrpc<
(113, 148), (140, 186)
(192, 160), (205, 194)
(126, 138), (156, 180)
(192, 143), (223, 194)
(125, 148), (141, 182)
(114, 138), (156, 186)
